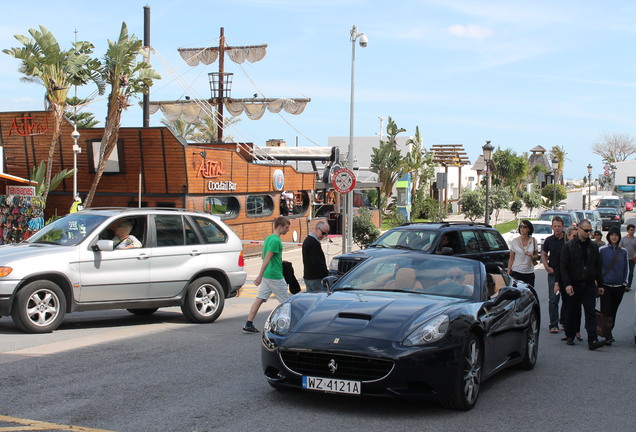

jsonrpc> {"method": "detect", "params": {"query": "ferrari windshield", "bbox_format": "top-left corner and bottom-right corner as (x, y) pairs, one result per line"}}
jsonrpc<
(26, 213), (108, 246)
(334, 253), (481, 299)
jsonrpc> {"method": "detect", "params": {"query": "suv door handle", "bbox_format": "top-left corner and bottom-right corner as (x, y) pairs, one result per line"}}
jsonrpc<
(190, 250), (201, 256)
(137, 253), (150, 260)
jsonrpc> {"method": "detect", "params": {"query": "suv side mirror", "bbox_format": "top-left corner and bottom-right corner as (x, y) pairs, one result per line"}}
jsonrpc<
(93, 239), (115, 252)
(322, 276), (340, 292)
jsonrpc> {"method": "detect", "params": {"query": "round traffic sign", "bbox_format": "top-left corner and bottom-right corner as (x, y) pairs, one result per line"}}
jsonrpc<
(332, 167), (356, 194)
(604, 170), (610, 177)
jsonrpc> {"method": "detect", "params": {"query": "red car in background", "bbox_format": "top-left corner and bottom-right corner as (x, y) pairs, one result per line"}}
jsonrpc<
(625, 199), (634, 211)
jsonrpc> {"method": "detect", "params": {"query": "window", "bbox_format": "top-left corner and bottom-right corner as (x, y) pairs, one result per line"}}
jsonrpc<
(154, 215), (185, 247)
(205, 196), (239, 218)
(482, 230), (508, 251)
(192, 216), (228, 244)
(461, 231), (482, 253)
(280, 191), (310, 216)
(247, 195), (274, 217)
(87, 139), (124, 174)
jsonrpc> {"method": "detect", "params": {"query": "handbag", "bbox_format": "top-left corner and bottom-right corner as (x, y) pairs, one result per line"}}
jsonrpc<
(531, 237), (539, 266)
(595, 299), (613, 338)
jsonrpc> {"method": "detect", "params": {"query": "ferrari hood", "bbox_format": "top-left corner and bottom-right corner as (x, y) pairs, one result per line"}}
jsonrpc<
(291, 291), (460, 342)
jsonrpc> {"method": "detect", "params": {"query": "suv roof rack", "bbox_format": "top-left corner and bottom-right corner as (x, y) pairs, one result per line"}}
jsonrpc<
(81, 207), (202, 213)
(400, 221), (492, 228)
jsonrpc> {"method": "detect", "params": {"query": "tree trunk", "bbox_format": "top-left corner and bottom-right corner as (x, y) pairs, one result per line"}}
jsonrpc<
(83, 95), (124, 207)
(42, 103), (64, 201)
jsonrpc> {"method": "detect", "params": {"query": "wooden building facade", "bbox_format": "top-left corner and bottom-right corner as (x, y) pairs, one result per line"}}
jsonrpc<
(0, 110), (379, 255)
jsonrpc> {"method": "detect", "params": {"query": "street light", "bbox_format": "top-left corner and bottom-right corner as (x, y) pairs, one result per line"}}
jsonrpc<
(587, 164), (592, 210)
(551, 157), (559, 210)
(482, 140), (494, 225)
(71, 123), (81, 202)
(344, 25), (368, 254)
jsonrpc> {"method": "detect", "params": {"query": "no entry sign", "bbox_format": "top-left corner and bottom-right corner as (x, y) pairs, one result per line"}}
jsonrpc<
(332, 167), (356, 194)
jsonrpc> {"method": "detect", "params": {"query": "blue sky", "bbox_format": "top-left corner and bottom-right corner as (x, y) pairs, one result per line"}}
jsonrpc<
(1, 0), (635, 180)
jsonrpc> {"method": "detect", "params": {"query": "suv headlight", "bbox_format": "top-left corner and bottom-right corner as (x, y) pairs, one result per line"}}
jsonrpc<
(403, 314), (450, 346)
(265, 302), (292, 336)
(329, 257), (339, 271)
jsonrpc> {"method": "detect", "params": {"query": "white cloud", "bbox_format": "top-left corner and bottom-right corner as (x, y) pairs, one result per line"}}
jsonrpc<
(447, 24), (494, 40)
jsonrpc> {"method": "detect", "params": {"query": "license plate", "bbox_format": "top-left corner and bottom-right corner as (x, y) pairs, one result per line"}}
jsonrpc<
(302, 376), (361, 395)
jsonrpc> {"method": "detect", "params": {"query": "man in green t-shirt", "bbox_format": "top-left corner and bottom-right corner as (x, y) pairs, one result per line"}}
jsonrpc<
(243, 216), (291, 333)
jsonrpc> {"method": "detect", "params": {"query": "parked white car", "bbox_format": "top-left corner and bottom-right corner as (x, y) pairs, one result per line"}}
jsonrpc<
(504, 220), (554, 254)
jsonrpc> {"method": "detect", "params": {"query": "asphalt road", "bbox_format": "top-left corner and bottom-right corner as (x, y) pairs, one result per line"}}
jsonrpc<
(1, 264), (635, 432)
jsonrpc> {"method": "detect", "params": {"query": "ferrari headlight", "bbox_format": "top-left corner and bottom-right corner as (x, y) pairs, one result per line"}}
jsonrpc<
(266, 302), (292, 336)
(403, 314), (450, 346)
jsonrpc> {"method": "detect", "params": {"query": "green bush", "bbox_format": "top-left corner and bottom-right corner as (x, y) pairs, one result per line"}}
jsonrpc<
(353, 207), (381, 248)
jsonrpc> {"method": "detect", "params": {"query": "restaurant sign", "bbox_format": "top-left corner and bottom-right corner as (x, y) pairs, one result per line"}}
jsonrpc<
(8, 116), (51, 137)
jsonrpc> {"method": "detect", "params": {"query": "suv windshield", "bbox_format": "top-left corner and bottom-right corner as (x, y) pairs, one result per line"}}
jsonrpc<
(598, 199), (621, 208)
(538, 213), (573, 227)
(26, 213), (108, 246)
(371, 229), (437, 252)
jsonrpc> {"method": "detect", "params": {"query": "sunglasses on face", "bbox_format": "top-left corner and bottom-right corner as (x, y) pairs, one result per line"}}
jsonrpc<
(448, 274), (464, 281)
(519, 225), (529, 229)
(581, 228), (592, 233)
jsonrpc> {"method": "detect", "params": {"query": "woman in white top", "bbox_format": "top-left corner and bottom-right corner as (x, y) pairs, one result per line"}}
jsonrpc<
(507, 220), (538, 287)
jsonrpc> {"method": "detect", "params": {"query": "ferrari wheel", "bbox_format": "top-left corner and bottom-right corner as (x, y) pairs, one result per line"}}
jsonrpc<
(442, 333), (482, 411)
(519, 309), (539, 370)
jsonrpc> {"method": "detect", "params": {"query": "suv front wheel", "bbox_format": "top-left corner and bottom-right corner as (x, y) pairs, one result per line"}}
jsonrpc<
(181, 276), (225, 323)
(12, 280), (67, 333)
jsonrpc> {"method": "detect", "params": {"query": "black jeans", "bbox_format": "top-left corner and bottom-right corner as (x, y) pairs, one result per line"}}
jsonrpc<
(511, 271), (535, 287)
(600, 285), (625, 332)
(565, 283), (598, 342)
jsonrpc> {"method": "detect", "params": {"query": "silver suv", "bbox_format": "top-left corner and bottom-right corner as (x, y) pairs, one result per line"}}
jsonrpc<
(0, 208), (246, 333)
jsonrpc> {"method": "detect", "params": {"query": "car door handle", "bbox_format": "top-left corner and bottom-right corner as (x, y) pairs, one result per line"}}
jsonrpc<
(190, 250), (201, 256)
(137, 253), (150, 260)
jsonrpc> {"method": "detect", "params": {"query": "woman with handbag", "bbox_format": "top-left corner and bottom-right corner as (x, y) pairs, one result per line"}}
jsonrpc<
(599, 226), (629, 345)
(507, 220), (538, 287)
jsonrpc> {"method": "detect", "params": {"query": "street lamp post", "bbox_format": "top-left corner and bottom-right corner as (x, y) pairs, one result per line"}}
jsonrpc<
(71, 123), (81, 201)
(482, 141), (494, 225)
(344, 25), (368, 254)
(587, 164), (592, 210)
(551, 157), (559, 210)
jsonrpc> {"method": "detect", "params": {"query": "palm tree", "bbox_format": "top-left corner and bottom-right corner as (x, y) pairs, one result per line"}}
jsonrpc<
(404, 127), (434, 219)
(84, 23), (160, 207)
(3, 26), (101, 199)
(550, 145), (568, 185)
(190, 114), (240, 143)
(161, 117), (199, 141)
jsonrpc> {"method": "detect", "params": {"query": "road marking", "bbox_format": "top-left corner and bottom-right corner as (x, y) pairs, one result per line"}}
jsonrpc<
(0, 415), (116, 431)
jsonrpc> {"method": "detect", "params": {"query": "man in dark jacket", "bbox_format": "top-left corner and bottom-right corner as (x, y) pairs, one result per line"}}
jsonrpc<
(302, 221), (330, 292)
(560, 219), (606, 350)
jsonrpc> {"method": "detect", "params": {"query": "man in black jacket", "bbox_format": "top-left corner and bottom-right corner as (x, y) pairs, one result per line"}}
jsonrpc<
(302, 221), (330, 292)
(560, 219), (606, 350)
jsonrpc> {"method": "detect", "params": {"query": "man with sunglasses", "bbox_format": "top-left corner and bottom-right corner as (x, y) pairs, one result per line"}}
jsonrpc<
(302, 220), (331, 293)
(541, 216), (566, 334)
(560, 219), (606, 350)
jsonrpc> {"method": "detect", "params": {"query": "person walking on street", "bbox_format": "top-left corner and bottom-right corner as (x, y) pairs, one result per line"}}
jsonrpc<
(599, 226), (629, 345)
(618, 224), (636, 292)
(541, 216), (566, 334)
(302, 220), (330, 293)
(508, 220), (538, 287)
(243, 216), (291, 333)
(559, 226), (583, 342)
(560, 219), (606, 350)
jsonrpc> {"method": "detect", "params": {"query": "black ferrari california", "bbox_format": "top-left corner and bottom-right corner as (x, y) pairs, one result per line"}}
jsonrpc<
(261, 253), (539, 410)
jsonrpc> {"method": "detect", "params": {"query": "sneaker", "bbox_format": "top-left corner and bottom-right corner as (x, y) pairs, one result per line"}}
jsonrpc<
(242, 324), (259, 334)
(550, 327), (559, 334)
(588, 339), (606, 351)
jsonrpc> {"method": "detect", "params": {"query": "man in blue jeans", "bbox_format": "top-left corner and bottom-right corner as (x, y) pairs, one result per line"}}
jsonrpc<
(541, 216), (566, 333)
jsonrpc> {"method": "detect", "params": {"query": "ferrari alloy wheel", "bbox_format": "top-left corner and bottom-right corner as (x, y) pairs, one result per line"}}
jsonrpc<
(443, 333), (482, 410)
(181, 276), (225, 323)
(11, 280), (67, 333)
(520, 309), (539, 370)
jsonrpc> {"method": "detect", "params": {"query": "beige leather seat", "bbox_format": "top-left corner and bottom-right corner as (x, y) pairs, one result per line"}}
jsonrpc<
(387, 268), (424, 291)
